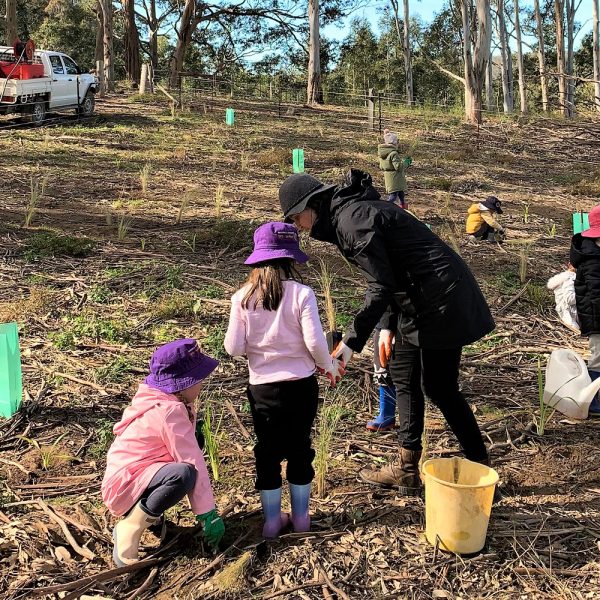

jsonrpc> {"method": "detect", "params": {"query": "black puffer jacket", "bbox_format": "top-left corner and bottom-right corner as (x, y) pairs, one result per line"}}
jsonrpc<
(570, 233), (600, 336)
(310, 169), (495, 352)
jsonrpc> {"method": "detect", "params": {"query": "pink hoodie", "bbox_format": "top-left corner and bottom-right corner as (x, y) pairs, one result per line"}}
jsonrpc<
(101, 384), (215, 517)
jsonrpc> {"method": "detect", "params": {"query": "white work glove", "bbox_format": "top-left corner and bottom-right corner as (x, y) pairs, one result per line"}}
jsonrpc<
(331, 341), (353, 368)
(317, 359), (346, 387)
(378, 329), (395, 369)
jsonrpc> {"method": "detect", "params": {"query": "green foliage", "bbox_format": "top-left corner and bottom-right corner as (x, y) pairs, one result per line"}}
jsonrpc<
(150, 292), (195, 319)
(315, 390), (345, 498)
(200, 324), (227, 359)
(193, 219), (255, 253)
(49, 330), (76, 350)
(68, 312), (131, 343)
(425, 176), (453, 191)
(24, 231), (95, 260)
(164, 265), (184, 289)
(19, 432), (74, 470)
(197, 285), (225, 299)
(89, 418), (115, 459)
(535, 357), (555, 436)
(88, 285), (113, 304)
(96, 356), (132, 383)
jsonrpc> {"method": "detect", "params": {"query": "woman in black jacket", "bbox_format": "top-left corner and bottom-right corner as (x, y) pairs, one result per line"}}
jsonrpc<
(279, 170), (495, 494)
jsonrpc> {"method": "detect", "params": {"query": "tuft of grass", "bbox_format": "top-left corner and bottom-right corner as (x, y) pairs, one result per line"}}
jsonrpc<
(96, 356), (132, 383)
(525, 283), (551, 312)
(117, 216), (131, 241)
(317, 259), (337, 331)
(68, 312), (131, 343)
(314, 389), (345, 498)
(523, 203), (530, 224)
(202, 400), (224, 482)
(176, 191), (192, 225)
(140, 163), (151, 195)
(164, 265), (184, 289)
(88, 285), (112, 304)
(215, 185), (225, 218)
(200, 324), (227, 359)
(150, 292), (195, 319)
(197, 284), (225, 299)
(535, 356), (555, 436)
(0, 287), (56, 323)
(24, 173), (48, 227)
(19, 433), (75, 470)
(240, 151), (249, 173)
(24, 231), (94, 260)
(212, 552), (252, 594)
(425, 176), (453, 191)
(193, 219), (255, 253)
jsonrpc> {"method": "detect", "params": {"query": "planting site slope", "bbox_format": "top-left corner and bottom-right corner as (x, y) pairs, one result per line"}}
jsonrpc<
(0, 96), (599, 599)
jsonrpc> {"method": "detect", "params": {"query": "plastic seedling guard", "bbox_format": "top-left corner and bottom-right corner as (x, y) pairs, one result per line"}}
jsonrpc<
(293, 149), (305, 173)
(0, 322), (22, 418)
(573, 212), (589, 235)
(225, 108), (235, 126)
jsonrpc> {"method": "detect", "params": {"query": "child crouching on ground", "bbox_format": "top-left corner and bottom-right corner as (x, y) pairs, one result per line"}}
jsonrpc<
(466, 196), (505, 242)
(101, 339), (225, 566)
(225, 222), (344, 538)
(571, 205), (600, 416)
(547, 264), (579, 332)
(378, 129), (412, 209)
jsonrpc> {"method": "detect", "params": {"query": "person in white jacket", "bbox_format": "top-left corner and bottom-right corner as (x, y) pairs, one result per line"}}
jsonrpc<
(547, 265), (580, 332)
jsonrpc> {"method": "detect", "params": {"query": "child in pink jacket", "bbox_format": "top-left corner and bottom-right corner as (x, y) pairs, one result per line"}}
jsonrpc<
(225, 222), (344, 538)
(101, 339), (224, 567)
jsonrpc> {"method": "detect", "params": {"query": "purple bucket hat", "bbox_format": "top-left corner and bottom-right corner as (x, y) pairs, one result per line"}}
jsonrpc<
(244, 222), (309, 266)
(145, 339), (219, 394)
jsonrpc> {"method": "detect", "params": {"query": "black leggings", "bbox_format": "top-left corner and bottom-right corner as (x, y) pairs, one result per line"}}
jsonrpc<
(138, 462), (197, 517)
(248, 375), (319, 490)
(388, 341), (487, 462)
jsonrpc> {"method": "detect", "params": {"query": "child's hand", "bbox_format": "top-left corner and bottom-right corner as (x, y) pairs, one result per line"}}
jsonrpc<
(324, 359), (346, 388)
(403, 157), (412, 168)
(196, 508), (225, 551)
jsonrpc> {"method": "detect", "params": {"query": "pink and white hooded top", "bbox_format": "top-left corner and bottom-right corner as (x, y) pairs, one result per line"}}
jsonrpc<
(101, 384), (215, 517)
(224, 280), (334, 384)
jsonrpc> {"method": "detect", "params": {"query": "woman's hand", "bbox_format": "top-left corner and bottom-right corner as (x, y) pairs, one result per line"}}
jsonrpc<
(378, 329), (395, 368)
(317, 359), (346, 387)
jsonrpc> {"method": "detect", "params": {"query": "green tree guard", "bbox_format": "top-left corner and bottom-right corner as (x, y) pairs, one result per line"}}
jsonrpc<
(225, 108), (235, 126)
(293, 149), (304, 173)
(573, 213), (589, 235)
(0, 322), (22, 418)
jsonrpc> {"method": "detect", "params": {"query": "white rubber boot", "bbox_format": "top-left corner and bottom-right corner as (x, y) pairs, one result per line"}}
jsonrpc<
(112, 502), (160, 567)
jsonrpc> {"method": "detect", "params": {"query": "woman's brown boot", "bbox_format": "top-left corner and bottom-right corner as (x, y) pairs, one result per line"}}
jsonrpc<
(359, 448), (422, 495)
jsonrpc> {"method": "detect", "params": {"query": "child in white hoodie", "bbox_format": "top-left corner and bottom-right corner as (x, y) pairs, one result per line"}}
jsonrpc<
(547, 264), (579, 332)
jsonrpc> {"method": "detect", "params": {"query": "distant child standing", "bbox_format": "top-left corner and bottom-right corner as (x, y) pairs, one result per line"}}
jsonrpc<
(225, 222), (344, 538)
(570, 204), (600, 416)
(378, 129), (412, 209)
(547, 264), (579, 333)
(466, 196), (505, 241)
(102, 339), (225, 566)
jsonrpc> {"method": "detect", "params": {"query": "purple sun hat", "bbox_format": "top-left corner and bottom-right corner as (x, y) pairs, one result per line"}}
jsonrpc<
(244, 222), (309, 266)
(145, 339), (219, 394)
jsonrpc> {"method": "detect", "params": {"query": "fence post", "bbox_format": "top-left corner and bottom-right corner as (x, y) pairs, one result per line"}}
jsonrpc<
(378, 92), (382, 132)
(367, 87), (375, 130)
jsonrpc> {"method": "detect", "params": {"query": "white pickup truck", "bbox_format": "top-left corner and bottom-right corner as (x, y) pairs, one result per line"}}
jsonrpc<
(0, 47), (99, 124)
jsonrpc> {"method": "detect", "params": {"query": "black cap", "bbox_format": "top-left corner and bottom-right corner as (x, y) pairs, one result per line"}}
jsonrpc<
(279, 174), (335, 222)
(482, 196), (503, 214)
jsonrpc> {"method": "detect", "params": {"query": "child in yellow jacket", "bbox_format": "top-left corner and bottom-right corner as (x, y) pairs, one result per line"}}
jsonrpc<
(466, 196), (505, 241)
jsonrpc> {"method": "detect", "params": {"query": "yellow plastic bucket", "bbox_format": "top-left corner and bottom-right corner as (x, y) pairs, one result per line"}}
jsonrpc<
(422, 457), (498, 554)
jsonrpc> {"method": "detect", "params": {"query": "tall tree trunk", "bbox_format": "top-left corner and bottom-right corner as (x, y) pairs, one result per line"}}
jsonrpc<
(555, 0), (568, 116)
(403, 0), (413, 106)
(5, 0), (17, 44)
(123, 0), (141, 83)
(307, 0), (322, 104)
(533, 0), (549, 111)
(169, 0), (199, 88)
(593, 0), (600, 111)
(148, 0), (158, 70)
(461, 0), (492, 124)
(485, 46), (494, 110)
(497, 0), (513, 113)
(514, 0), (526, 113)
(390, 0), (413, 106)
(565, 0), (577, 116)
(95, 0), (104, 63)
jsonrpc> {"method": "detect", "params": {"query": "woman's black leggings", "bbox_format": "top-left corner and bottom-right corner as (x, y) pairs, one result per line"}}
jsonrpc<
(388, 340), (488, 462)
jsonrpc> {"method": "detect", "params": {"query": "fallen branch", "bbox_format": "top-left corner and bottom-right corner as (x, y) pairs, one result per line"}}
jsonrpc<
(37, 500), (96, 561)
(318, 565), (351, 600)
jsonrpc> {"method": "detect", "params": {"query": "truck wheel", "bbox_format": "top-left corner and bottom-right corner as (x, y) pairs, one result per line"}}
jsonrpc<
(78, 92), (95, 117)
(24, 101), (46, 125)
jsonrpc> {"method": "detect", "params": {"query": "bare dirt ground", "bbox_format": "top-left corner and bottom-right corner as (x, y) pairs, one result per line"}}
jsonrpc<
(0, 95), (599, 599)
